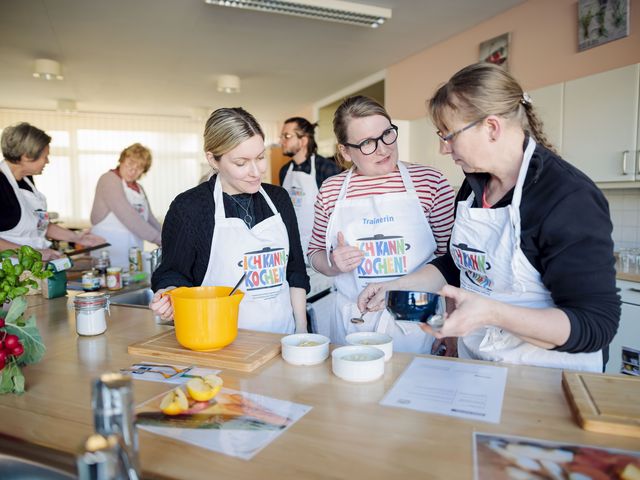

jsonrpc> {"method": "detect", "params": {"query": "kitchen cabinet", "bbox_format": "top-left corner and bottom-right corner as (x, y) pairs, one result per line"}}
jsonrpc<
(562, 64), (640, 183)
(528, 83), (564, 153)
(605, 280), (640, 374)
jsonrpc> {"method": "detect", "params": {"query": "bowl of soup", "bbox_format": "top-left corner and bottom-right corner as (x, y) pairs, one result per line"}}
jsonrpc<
(331, 345), (385, 382)
(345, 332), (393, 362)
(281, 333), (330, 366)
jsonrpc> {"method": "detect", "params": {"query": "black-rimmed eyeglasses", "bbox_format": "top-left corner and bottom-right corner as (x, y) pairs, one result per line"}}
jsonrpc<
(343, 124), (398, 155)
(436, 118), (484, 145)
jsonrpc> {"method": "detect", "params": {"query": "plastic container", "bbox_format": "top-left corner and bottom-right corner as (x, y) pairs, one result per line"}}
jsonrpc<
(162, 286), (244, 351)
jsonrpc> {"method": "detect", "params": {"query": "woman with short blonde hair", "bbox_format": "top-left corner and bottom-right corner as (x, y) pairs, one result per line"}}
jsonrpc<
(90, 142), (162, 268)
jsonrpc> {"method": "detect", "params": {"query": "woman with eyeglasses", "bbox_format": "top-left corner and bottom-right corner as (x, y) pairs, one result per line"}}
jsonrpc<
(307, 95), (455, 352)
(358, 63), (619, 372)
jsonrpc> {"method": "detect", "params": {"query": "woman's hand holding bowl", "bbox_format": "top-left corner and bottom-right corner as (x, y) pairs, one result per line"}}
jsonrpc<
(150, 286), (176, 321)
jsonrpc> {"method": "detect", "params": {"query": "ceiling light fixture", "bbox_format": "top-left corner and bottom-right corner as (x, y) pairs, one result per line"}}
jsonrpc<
(204, 0), (391, 28)
(217, 75), (241, 94)
(33, 58), (64, 80)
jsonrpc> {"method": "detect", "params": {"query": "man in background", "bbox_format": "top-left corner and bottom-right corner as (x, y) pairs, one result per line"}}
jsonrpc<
(279, 117), (341, 261)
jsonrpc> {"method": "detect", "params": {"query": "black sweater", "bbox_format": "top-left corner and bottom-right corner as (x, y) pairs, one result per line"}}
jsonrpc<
(431, 143), (620, 359)
(152, 176), (310, 293)
(0, 171), (34, 231)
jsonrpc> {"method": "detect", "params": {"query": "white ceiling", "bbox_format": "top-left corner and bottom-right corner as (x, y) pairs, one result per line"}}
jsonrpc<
(0, 0), (524, 121)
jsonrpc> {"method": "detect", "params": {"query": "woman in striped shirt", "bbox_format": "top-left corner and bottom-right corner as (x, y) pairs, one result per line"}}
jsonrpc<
(307, 95), (455, 353)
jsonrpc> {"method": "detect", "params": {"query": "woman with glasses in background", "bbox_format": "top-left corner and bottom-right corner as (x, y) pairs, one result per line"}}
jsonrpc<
(358, 63), (620, 372)
(307, 95), (455, 352)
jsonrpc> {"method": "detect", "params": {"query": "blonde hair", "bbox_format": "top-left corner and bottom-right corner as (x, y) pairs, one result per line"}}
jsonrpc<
(1, 122), (51, 163)
(333, 95), (391, 168)
(204, 108), (264, 161)
(428, 63), (554, 151)
(118, 143), (152, 173)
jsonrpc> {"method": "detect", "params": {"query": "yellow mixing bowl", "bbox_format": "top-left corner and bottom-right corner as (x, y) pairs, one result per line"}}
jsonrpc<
(163, 286), (244, 351)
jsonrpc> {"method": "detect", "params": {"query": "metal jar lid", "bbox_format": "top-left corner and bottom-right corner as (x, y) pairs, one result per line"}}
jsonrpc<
(74, 292), (110, 311)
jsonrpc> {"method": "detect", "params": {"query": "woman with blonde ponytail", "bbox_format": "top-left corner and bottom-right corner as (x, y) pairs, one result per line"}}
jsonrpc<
(358, 63), (619, 372)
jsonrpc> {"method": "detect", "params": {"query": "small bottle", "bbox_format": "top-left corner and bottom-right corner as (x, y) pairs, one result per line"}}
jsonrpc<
(74, 292), (110, 336)
(95, 251), (111, 288)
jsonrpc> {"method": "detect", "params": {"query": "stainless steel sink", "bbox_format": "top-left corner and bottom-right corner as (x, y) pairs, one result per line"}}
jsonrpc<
(0, 453), (76, 479)
(109, 287), (154, 308)
(0, 434), (76, 479)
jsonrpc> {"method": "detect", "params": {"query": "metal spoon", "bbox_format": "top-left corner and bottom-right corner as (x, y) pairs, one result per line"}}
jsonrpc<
(350, 309), (365, 324)
(229, 272), (246, 296)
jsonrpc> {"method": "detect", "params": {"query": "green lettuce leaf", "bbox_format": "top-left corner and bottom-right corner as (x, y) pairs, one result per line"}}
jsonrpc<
(0, 361), (25, 395)
(4, 313), (46, 365)
(5, 296), (27, 324)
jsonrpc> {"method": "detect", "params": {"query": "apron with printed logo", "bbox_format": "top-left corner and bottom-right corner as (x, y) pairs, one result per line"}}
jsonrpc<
(452, 137), (602, 372)
(0, 160), (50, 249)
(326, 162), (437, 353)
(202, 175), (294, 334)
(281, 156), (319, 263)
(91, 177), (150, 268)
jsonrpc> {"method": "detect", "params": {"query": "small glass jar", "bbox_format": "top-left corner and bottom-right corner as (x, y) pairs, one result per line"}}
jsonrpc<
(74, 292), (110, 336)
(82, 270), (101, 292)
(106, 267), (123, 291)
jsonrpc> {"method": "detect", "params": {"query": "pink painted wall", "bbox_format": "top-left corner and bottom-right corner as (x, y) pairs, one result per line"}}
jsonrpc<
(387, 0), (640, 120)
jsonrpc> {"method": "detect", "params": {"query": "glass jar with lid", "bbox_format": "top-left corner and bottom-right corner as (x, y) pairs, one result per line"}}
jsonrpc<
(74, 292), (110, 336)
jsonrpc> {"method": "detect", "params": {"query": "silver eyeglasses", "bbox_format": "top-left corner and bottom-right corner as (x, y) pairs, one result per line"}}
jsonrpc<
(436, 118), (485, 145)
(344, 124), (398, 155)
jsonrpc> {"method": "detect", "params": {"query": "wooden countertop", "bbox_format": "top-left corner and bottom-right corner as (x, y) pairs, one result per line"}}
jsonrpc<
(1, 296), (638, 479)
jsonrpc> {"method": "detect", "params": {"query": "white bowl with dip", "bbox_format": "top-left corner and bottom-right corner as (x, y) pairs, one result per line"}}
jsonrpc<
(345, 332), (393, 362)
(331, 345), (385, 382)
(281, 333), (330, 366)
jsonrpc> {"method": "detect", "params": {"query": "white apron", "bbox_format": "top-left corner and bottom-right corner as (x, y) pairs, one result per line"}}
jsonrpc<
(281, 156), (318, 263)
(0, 160), (50, 249)
(452, 137), (602, 372)
(91, 177), (150, 268)
(326, 162), (437, 353)
(202, 175), (294, 334)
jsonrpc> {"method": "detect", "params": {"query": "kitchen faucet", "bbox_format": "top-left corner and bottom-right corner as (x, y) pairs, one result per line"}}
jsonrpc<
(83, 373), (140, 480)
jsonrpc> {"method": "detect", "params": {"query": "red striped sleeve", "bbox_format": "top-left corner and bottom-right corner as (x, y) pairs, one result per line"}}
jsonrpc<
(306, 164), (455, 258)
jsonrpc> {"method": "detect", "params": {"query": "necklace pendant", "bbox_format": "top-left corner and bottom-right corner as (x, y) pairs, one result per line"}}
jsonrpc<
(244, 214), (252, 227)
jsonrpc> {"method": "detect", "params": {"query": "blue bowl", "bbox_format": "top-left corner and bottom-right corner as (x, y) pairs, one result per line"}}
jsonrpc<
(385, 290), (441, 323)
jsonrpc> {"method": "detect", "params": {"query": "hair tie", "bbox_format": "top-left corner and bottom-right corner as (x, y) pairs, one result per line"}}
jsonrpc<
(520, 92), (532, 106)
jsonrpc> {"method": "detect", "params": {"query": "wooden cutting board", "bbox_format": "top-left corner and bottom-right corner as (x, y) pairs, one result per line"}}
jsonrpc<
(128, 329), (283, 372)
(562, 371), (640, 438)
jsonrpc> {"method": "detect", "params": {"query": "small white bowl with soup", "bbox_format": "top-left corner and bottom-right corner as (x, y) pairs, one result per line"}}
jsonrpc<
(345, 332), (393, 362)
(331, 345), (385, 382)
(281, 333), (330, 366)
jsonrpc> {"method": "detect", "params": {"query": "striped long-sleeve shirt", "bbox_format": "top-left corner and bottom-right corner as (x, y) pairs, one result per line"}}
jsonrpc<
(307, 163), (456, 260)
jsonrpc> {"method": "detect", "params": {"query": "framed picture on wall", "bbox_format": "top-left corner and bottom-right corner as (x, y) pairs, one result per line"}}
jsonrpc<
(479, 33), (510, 70)
(578, 0), (630, 51)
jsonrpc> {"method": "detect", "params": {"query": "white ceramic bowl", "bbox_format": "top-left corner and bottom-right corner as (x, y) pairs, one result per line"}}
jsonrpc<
(281, 333), (330, 366)
(345, 332), (393, 362)
(331, 345), (385, 382)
